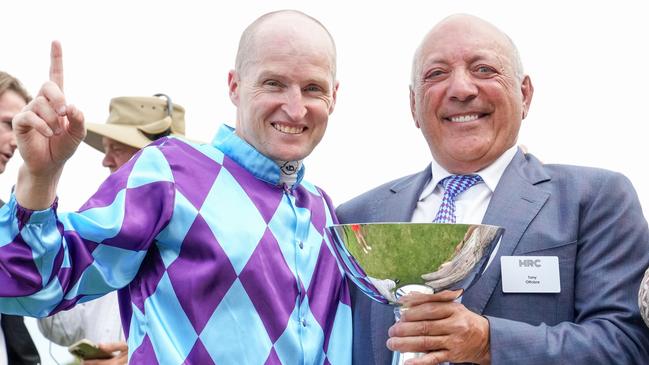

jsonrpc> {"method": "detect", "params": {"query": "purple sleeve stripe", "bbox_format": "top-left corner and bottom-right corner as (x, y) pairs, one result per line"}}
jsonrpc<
(102, 182), (175, 250)
(1, 141), (177, 316)
(0, 233), (48, 296)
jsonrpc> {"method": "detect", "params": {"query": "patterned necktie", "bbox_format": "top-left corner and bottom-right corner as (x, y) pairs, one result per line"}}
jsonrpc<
(433, 175), (483, 223)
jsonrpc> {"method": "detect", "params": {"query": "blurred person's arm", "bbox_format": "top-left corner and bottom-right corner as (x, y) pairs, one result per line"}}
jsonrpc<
(38, 306), (86, 346)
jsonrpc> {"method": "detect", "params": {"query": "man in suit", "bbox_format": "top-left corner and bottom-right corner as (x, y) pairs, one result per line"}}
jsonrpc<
(0, 71), (41, 364)
(337, 14), (649, 364)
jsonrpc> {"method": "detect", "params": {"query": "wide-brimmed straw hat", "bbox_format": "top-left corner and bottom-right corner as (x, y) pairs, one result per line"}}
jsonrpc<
(84, 94), (185, 152)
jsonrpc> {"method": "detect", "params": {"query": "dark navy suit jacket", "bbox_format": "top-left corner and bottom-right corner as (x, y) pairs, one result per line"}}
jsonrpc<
(337, 150), (649, 364)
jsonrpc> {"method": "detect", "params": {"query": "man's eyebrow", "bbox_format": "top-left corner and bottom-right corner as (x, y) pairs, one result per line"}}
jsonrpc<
(420, 56), (445, 68)
(253, 71), (331, 87)
(422, 51), (500, 66)
(300, 77), (330, 89)
(467, 53), (501, 64)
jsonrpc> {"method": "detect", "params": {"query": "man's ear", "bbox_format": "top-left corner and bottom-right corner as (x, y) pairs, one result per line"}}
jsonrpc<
(521, 75), (534, 119)
(228, 70), (240, 106)
(329, 80), (339, 114)
(410, 86), (420, 128)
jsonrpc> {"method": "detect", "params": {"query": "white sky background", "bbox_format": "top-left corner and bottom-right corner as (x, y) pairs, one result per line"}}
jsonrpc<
(2, 0), (649, 363)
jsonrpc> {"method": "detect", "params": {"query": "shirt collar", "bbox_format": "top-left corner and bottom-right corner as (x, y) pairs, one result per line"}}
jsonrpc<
(212, 124), (305, 187)
(419, 145), (519, 200)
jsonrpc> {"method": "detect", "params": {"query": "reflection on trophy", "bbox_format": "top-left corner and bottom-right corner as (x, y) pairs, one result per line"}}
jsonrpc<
(328, 223), (504, 365)
(639, 267), (649, 327)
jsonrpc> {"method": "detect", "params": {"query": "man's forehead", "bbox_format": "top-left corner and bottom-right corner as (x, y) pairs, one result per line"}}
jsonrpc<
(255, 26), (333, 59)
(252, 64), (333, 83)
(421, 47), (508, 66)
(418, 19), (514, 67)
(426, 26), (509, 53)
(0, 90), (27, 109)
(240, 38), (335, 81)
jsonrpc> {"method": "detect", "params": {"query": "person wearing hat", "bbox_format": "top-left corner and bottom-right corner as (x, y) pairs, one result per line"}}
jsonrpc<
(85, 95), (186, 172)
(37, 94), (186, 364)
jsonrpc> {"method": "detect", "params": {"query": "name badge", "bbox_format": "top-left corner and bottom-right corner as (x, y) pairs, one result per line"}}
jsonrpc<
(501, 256), (560, 293)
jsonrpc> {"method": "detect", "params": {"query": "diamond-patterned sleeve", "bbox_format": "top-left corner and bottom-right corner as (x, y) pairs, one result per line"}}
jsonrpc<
(0, 142), (176, 318)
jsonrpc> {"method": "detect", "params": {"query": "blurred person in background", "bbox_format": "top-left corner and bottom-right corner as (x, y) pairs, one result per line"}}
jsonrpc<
(0, 71), (40, 365)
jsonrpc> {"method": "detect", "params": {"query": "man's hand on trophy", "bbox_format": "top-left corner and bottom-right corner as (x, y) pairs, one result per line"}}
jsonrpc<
(387, 290), (491, 365)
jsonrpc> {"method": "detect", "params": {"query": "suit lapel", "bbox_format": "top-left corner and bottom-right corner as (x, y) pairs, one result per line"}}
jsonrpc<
(463, 151), (551, 314)
(370, 165), (431, 222)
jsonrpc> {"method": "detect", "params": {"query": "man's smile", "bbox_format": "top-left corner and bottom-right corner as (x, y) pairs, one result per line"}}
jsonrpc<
(271, 122), (307, 134)
(444, 113), (489, 123)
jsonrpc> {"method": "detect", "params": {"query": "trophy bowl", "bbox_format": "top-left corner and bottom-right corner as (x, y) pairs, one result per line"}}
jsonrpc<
(328, 222), (504, 364)
(328, 223), (504, 304)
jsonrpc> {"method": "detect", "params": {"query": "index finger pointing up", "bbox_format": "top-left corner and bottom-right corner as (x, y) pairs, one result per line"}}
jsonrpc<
(49, 41), (64, 91)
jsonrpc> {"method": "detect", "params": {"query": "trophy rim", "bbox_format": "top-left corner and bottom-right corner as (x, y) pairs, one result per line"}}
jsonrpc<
(330, 222), (503, 229)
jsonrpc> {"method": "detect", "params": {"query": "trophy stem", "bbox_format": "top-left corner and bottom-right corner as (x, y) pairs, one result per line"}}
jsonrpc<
(391, 305), (426, 365)
(391, 284), (433, 365)
(391, 351), (425, 365)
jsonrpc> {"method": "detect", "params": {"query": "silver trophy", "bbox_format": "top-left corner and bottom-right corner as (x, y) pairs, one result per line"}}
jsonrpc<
(328, 223), (504, 365)
(639, 266), (649, 328)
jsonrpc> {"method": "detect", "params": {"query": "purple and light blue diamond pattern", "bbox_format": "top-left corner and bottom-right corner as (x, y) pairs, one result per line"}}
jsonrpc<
(0, 129), (352, 365)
